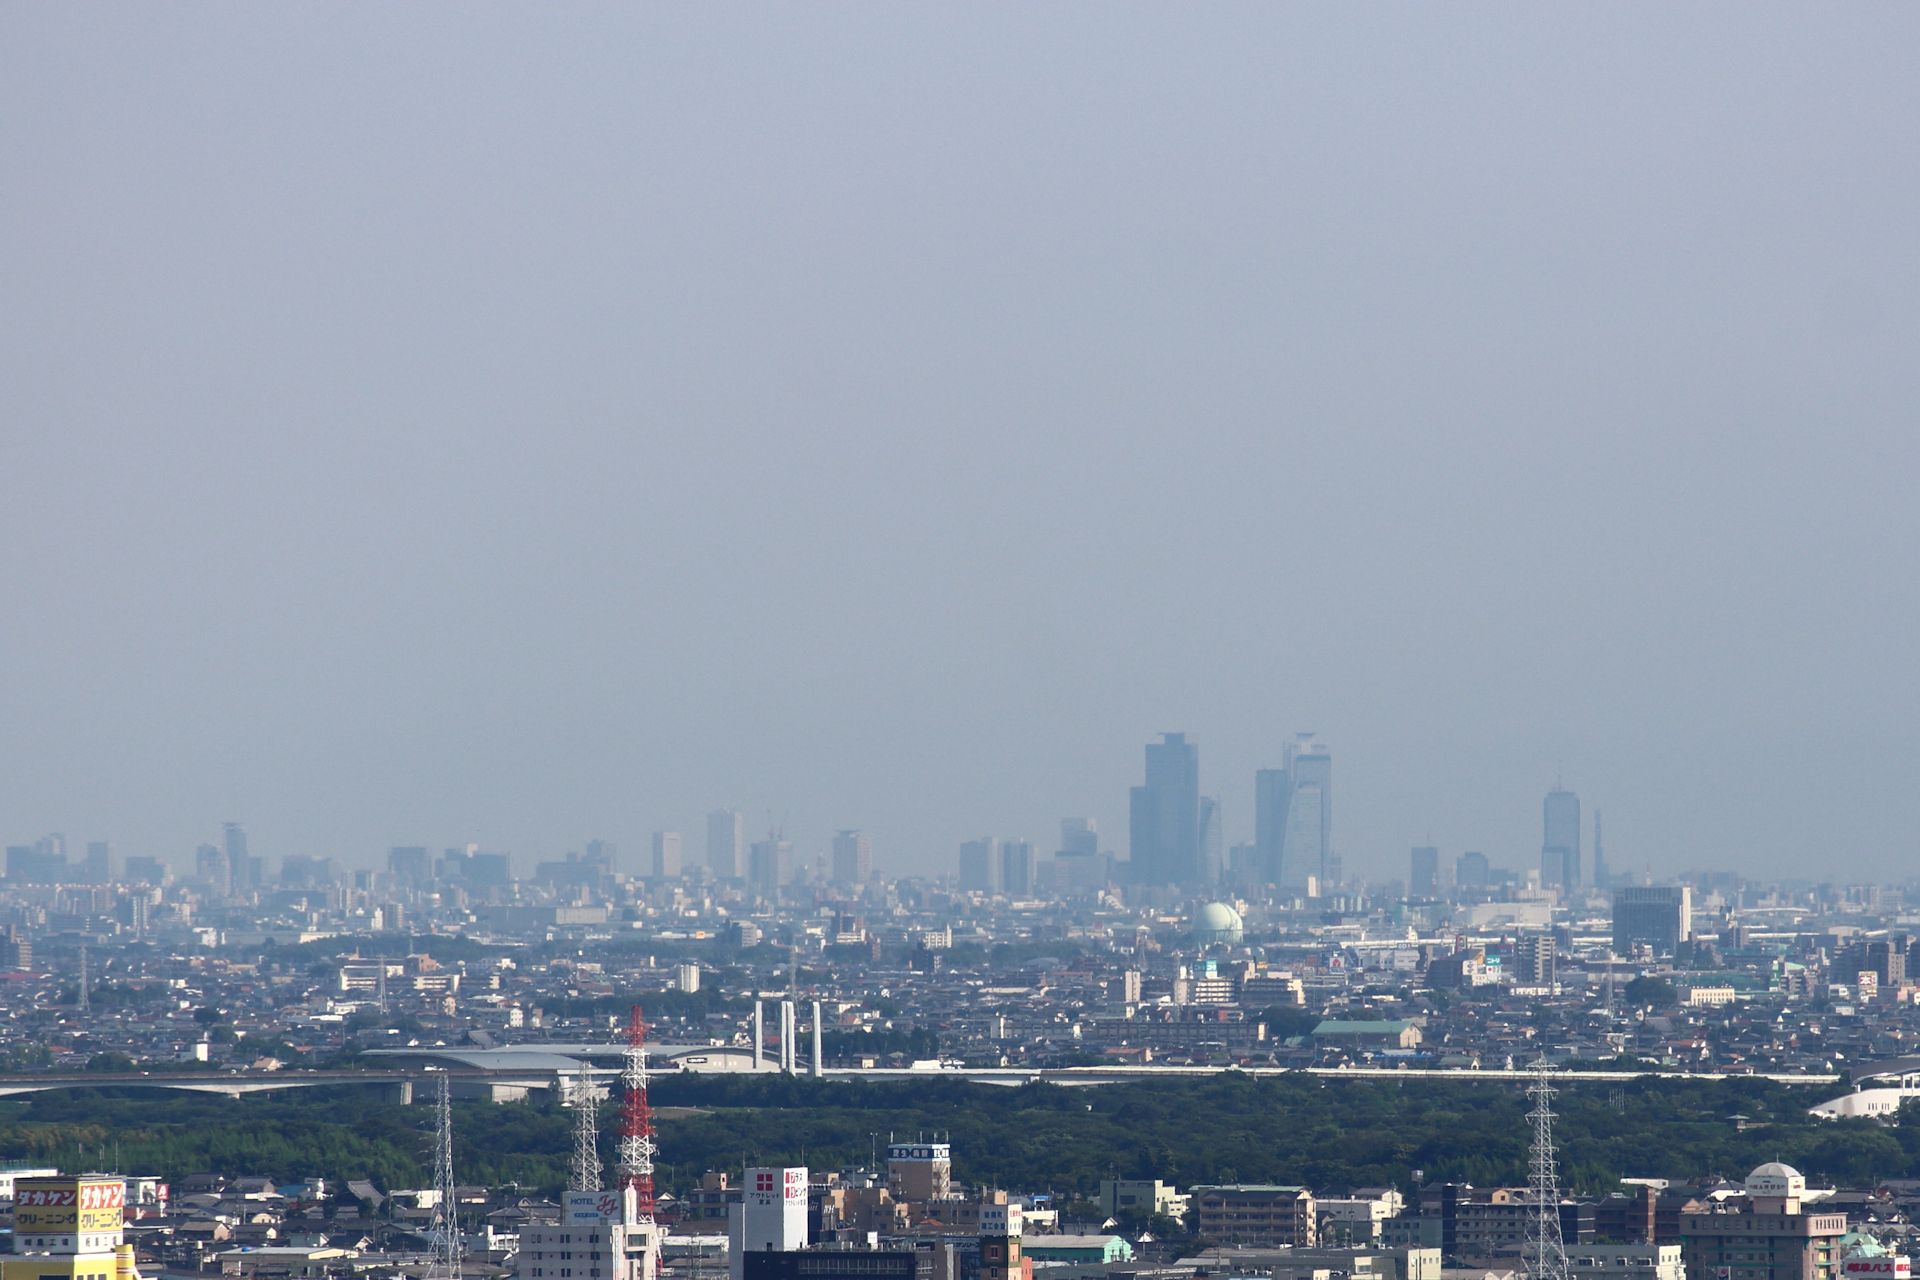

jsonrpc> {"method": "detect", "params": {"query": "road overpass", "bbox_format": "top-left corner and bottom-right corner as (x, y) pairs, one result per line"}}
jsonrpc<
(0, 1069), (548, 1104)
(0, 1060), (1840, 1103)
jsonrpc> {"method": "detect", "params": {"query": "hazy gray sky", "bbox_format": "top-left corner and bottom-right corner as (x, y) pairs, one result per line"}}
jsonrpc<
(4, 7), (1917, 880)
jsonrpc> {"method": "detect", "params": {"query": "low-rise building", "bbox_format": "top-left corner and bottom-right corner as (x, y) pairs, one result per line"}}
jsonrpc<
(1192, 1185), (1317, 1247)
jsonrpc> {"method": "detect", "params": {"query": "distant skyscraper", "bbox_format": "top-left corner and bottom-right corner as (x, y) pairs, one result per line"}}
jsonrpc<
(1197, 797), (1222, 886)
(123, 854), (168, 885)
(1281, 735), (1333, 889)
(1410, 846), (1440, 897)
(1590, 809), (1608, 890)
(83, 841), (114, 884)
(651, 831), (682, 880)
(1253, 768), (1291, 886)
(1129, 732), (1201, 886)
(1613, 885), (1692, 955)
(1542, 786), (1581, 890)
(707, 810), (745, 878)
(1000, 840), (1036, 897)
(831, 830), (872, 885)
(1059, 818), (1098, 857)
(1455, 849), (1489, 889)
(388, 846), (431, 887)
(195, 842), (230, 895)
(747, 838), (789, 899)
(958, 838), (1000, 893)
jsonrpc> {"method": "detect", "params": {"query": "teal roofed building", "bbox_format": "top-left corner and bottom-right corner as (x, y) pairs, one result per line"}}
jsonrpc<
(1022, 1236), (1134, 1264)
(1310, 1019), (1422, 1050)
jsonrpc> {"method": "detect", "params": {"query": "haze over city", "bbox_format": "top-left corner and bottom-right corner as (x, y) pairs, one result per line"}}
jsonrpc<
(5, 7), (1918, 878)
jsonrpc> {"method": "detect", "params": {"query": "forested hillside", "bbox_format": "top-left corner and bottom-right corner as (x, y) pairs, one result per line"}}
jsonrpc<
(2, 1074), (1911, 1199)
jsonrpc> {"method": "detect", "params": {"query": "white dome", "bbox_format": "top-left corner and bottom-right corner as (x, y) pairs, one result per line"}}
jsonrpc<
(1747, 1163), (1806, 1198)
(1193, 901), (1245, 944)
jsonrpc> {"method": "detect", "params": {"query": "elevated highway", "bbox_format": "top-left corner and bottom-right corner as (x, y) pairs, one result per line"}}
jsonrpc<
(0, 1069), (543, 1104)
(0, 1059), (1840, 1103)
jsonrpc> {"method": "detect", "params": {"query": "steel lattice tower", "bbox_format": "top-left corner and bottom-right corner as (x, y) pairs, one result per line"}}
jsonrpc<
(618, 1004), (657, 1223)
(1526, 1058), (1571, 1280)
(572, 1062), (602, 1193)
(429, 1073), (461, 1280)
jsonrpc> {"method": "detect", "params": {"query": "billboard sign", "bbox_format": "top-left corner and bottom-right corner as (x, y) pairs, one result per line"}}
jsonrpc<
(566, 1192), (622, 1223)
(15, 1178), (125, 1233)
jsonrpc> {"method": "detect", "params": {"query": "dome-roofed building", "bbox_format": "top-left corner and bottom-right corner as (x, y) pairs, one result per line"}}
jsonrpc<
(1192, 901), (1244, 946)
(1747, 1161), (1807, 1211)
(1682, 1159), (1845, 1280)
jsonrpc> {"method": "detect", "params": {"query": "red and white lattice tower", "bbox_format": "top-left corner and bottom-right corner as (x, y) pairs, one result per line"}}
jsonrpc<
(617, 1004), (657, 1224)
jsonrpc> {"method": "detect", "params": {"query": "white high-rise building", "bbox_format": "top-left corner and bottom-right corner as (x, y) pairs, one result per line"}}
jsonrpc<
(516, 1191), (662, 1280)
(728, 1167), (807, 1280)
(650, 831), (682, 880)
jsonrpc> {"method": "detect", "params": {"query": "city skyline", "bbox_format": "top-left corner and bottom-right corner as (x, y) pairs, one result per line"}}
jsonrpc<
(4, 745), (1624, 887)
(6, 8), (1919, 880)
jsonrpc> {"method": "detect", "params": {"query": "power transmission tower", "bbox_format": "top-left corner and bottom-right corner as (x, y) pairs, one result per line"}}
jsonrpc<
(572, 1062), (601, 1193)
(429, 1074), (461, 1280)
(77, 944), (90, 1015)
(1526, 1058), (1571, 1280)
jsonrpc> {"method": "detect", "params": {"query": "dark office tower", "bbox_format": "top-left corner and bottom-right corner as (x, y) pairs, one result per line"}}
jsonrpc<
(1410, 846), (1440, 897)
(225, 823), (263, 892)
(1197, 797), (1223, 885)
(1865, 938), (1907, 987)
(388, 846), (431, 887)
(195, 842), (230, 895)
(1059, 818), (1098, 857)
(1515, 933), (1557, 985)
(1001, 840), (1036, 897)
(707, 809), (745, 878)
(466, 850), (512, 888)
(1590, 809), (1608, 891)
(1253, 768), (1292, 886)
(651, 831), (683, 879)
(831, 830), (872, 885)
(83, 841), (115, 884)
(1129, 732), (1201, 886)
(1282, 735), (1333, 889)
(1542, 787), (1581, 889)
(123, 854), (168, 885)
(1455, 849), (1489, 888)
(1613, 885), (1692, 955)
(747, 838), (790, 899)
(958, 838), (1001, 893)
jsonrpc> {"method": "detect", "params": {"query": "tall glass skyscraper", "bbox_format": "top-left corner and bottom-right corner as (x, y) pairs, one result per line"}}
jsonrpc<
(1253, 767), (1292, 886)
(1281, 734), (1332, 890)
(1128, 732), (1201, 886)
(1542, 786), (1581, 889)
(706, 809), (744, 878)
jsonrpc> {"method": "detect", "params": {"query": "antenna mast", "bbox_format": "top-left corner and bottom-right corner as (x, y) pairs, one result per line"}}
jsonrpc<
(1526, 1058), (1571, 1280)
(572, 1062), (602, 1193)
(429, 1074), (461, 1280)
(618, 1005), (657, 1223)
